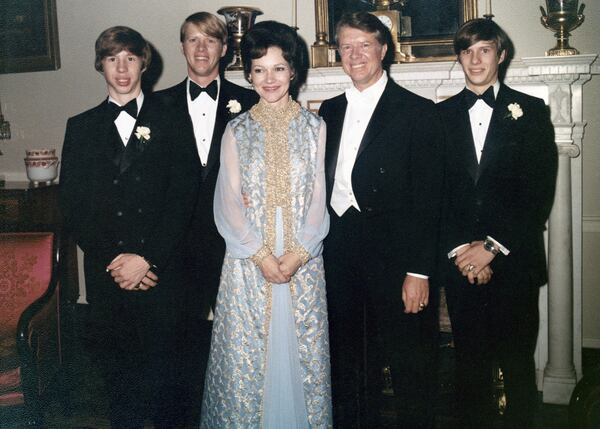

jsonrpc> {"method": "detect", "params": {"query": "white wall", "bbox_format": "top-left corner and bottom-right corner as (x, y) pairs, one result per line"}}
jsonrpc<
(1, 0), (599, 345)
(0, 0), (317, 176)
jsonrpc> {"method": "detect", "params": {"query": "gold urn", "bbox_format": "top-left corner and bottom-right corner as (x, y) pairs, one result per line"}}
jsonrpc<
(540, 0), (585, 56)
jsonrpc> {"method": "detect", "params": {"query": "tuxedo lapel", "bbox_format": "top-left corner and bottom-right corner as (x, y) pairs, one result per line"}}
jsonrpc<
(166, 79), (201, 168)
(119, 100), (147, 174)
(325, 97), (347, 183)
(93, 100), (123, 170)
(478, 85), (509, 178)
(455, 90), (479, 182)
(204, 80), (231, 180)
(356, 81), (398, 160)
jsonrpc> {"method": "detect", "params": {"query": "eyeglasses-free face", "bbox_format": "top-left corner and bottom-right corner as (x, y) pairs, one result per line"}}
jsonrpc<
(337, 26), (387, 92)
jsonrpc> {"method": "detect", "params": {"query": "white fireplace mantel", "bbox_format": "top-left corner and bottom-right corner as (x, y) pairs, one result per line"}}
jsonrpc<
(230, 53), (599, 404)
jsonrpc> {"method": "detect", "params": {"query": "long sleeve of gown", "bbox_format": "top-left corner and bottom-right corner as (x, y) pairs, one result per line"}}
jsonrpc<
(214, 124), (263, 259)
(294, 120), (329, 259)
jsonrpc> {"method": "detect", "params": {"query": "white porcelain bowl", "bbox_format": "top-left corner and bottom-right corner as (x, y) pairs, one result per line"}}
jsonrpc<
(24, 158), (59, 184)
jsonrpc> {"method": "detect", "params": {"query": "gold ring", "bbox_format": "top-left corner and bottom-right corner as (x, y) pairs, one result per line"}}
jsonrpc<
(419, 303), (426, 309)
(467, 264), (475, 272)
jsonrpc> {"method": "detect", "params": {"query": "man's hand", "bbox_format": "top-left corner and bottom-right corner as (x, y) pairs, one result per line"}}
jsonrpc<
(474, 265), (493, 285)
(455, 240), (495, 278)
(259, 255), (290, 284)
(279, 253), (302, 279)
(106, 253), (157, 291)
(402, 275), (429, 314)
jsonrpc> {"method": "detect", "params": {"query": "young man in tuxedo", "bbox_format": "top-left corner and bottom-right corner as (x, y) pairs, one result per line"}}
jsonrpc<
(155, 11), (258, 425)
(438, 19), (558, 428)
(60, 26), (197, 427)
(318, 12), (444, 428)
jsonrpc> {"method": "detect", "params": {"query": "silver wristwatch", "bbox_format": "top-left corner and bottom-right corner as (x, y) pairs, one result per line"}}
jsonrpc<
(483, 238), (500, 256)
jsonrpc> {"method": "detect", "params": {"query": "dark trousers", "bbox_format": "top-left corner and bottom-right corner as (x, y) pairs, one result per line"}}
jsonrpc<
(86, 289), (184, 429)
(176, 314), (212, 426)
(176, 253), (221, 426)
(445, 273), (540, 429)
(324, 208), (437, 429)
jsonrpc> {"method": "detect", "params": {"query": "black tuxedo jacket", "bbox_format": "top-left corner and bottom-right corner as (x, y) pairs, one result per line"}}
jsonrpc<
(438, 84), (558, 289)
(319, 79), (444, 279)
(155, 78), (258, 314)
(59, 94), (198, 309)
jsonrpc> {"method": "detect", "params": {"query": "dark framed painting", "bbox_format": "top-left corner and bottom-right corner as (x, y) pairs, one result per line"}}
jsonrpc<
(314, 0), (477, 65)
(0, 0), (60, 74)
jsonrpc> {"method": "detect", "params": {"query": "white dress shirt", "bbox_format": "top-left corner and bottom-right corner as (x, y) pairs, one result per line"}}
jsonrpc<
(468, 80), (499, 163)
(109, 92), (144, 146)
(330, 73), (428, 280)
(187, 76), (220, 166)
(330, 72), (388, 217)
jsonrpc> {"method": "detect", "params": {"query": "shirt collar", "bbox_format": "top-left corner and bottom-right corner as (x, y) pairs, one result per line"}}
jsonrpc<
(345, 71), (388, 106)
(107, 91), (144, 115)
(465, 80), (500, 99)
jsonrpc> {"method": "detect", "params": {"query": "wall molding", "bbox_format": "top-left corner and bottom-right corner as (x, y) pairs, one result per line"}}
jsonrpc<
(583, 338), (600, 349)
(583, 216), (600, 233)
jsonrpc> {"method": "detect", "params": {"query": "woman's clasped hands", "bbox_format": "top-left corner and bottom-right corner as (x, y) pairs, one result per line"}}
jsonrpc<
(258, 253), (302, 284)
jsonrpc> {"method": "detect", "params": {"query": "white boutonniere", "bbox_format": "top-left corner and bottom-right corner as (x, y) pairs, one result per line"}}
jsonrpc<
(226, 99), (242, 115)
(506, 103), (523, 120)
(134, 126), (151, 143)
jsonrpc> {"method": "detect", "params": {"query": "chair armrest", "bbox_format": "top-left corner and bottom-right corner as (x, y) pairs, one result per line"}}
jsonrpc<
(16, 234), (61, 398)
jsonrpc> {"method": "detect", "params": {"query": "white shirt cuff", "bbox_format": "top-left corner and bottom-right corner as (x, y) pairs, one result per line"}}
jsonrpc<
(447, 243), (469, 259)
(407, 272), (429, 280)
(486, 235), (510, 255)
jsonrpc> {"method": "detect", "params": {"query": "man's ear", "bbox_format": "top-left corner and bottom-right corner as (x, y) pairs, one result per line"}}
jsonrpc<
(221, 43), (227, 59)
(498, 49), (506, 65)
(380, 43), (388, 61)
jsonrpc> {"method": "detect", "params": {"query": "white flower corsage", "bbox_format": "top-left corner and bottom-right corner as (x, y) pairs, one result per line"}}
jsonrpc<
(506, 103), (523, 120)
(135, 126), (151, 142)
(226, 99), (242, 114)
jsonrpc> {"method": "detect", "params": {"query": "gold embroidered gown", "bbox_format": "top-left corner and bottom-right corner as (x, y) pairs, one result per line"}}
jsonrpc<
(200, 100), (332, 428)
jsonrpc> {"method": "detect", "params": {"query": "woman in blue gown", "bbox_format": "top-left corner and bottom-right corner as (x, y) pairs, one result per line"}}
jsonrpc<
(200, 21), (332, 428)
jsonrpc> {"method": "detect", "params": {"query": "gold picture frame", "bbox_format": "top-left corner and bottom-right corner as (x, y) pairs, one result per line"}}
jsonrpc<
(312, 0), (477, 67)
(0, 0), (61, 74)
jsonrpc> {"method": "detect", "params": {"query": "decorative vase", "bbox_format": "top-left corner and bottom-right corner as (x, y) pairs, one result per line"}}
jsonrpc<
(24, 148), (59, 185)
(217, 6), (263, 70)
(540, 0), (585, 56)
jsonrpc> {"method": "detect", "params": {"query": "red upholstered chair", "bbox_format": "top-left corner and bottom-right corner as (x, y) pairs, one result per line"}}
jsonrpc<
(0, 232), (62, 425)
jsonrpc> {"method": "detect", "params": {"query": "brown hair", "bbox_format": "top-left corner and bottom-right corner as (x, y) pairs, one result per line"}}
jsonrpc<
(334, 12), (394, 66)
(94, 26), (151, 72)
(454, 18), (514, 60)
(335, 12), (389, 47)
(180, 12), (227, 44)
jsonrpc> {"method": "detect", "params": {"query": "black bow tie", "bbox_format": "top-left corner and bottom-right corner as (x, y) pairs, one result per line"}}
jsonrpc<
(190, 80), (218, 101)
(109, 99), (138, 120)
(464, 86), (496, 109)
